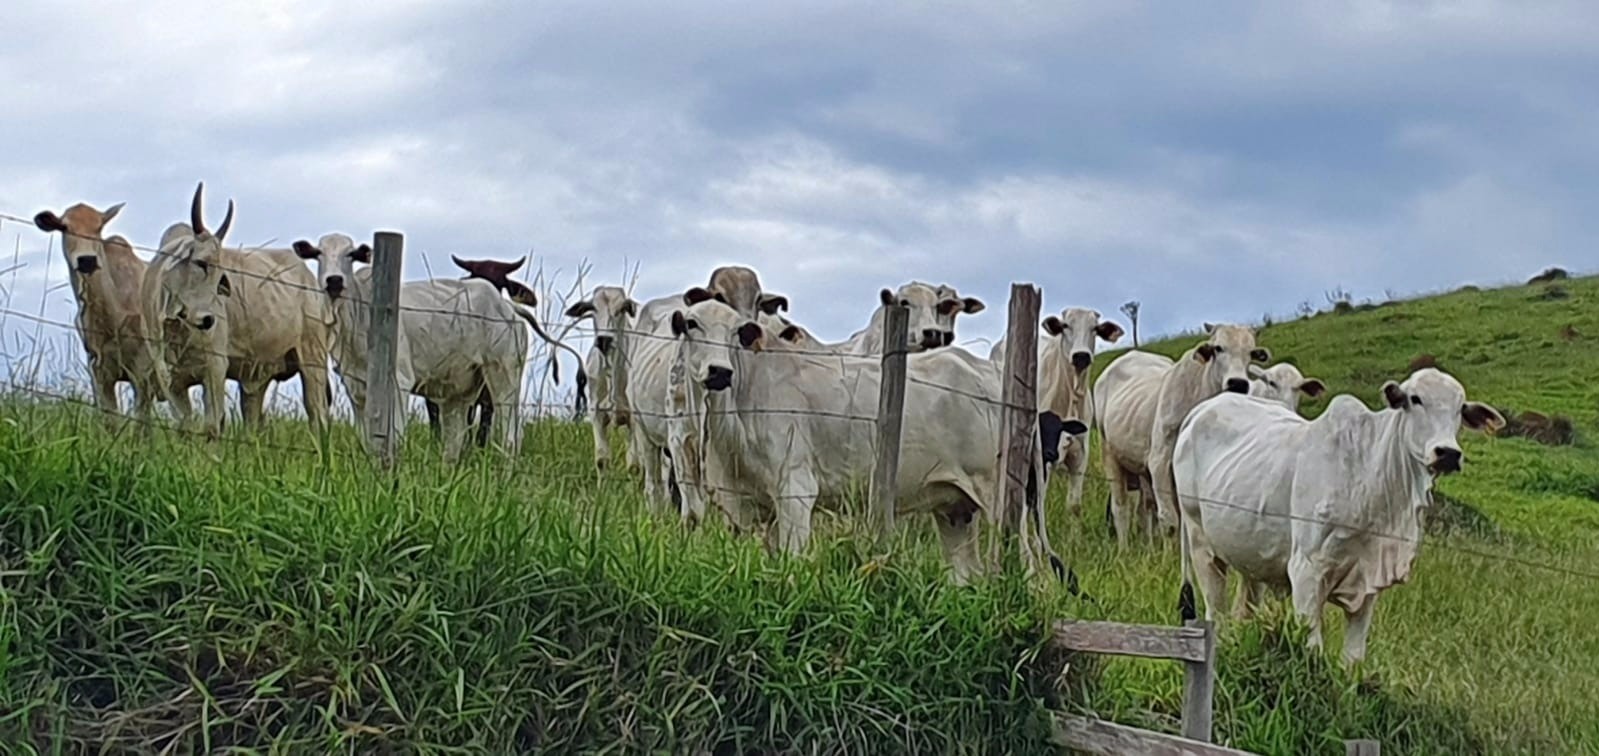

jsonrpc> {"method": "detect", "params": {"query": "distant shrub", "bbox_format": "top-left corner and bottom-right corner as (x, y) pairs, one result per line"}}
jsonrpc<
(1332, 300), (1355, 315)
(1500, 408), (1577, 446)
(1408, 354), (1438, 371)
(1454, 284), (1481, 294)
(1534, 285), (1570, 301)
(1528, 267), (1569, 284)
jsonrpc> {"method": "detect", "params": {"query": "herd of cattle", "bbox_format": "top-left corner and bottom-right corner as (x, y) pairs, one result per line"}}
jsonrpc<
(33, 184), (1505, 664)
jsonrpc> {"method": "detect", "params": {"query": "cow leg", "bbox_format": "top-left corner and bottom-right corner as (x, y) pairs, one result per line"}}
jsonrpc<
(639, 444), (671, 514)
(439, 401), (470, 463)
(168, 381), (195, 425)
(591, 411), (613, 469)
(1233, 578), (1268, 619)
(1105, 461), (1132, 550)
(239, 379), (267, 429)
(1288, 556), (1329, 653)
(1342, 595), (1378, 666)
(479, 364), (521, 456)
(202, 360), (229, 440)
(298, 353), (331, 434)
(1188, 536), (1228, 622)
(1147, 446), (1181, 541)
(90, 360), (121, 427)
(1064, 442), (1088, 518)
(936, 507), (982, 586)
(771, 474), (817, 555)
(1138, 478), (1159, 547)
(424, 400), (442, 441)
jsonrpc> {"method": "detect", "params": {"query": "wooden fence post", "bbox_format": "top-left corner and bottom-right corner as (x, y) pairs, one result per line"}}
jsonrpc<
(997, 284), (1041, 539)
(1182, 619), (1217, 742)
(1345, 739), (1380, 756)
(366, 231), (404, 468)
(869, 304), (909, 543)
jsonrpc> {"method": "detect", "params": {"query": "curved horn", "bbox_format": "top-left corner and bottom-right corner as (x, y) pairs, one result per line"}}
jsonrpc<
(451, 254), (471, 272)
(190, 182), (208, 235)
(507, 255), (527, 274)
(216, 199), (235, 242)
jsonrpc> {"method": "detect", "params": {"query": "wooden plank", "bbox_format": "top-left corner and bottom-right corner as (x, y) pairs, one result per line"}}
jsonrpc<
(365, 230), (405, 469)
(997, 283), (1041, 535)
(869, 303), (909, 542)
(1053, 620), (1210, 663)
(1181, 619), (1217, 742)
(1053, 714), (1256, 756)
(1345, 739), (1380, 756)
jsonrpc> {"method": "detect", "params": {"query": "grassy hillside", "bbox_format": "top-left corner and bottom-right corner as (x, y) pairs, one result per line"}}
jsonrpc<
(0, 275), (1594, 753)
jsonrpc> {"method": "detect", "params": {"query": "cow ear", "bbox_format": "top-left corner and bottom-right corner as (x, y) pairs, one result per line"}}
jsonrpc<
(738, 322), (764, 349)
(565, 300), (595, 319)
(759, 294), (789, 315)
(102, 202), (125, 224)
(33, 211), (64, 233)
(684, 287), (715, 306)
(293, 240), (320, 259)
(1042, 316), (1065, 335)
(1095, 320), (1125, 343)
(623, 299), (639, 317)
(670, 311), (690, 337)
(1196, 343), (1217, 362)
(1247, 364), (1267, 380)
(351, 244), (372, 264)
(1251, 347), (1271, 363)
(1382, 381), (1409, 410)
(961, 297), (984, 314)
(1462, 402), (1505, 433)
(1062, 418), (1089, 436)
(1203, 322), (1218, 334)
(778, 324), (804, 343)
(880, 288), (895, 307)
(1298, 379), (1326, 398)
(216, 274), (232, 297)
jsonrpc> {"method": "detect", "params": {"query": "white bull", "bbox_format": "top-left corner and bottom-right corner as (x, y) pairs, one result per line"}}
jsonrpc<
(293, 233), (532, 462)
(822, 282), (985, 355)
(991, 307), (1124, 518)
(565, 285), (640, 469)
(671, 299), (1066, 584)
(1173, 368), (1504, 664)
(1248, 362), (1326, 412)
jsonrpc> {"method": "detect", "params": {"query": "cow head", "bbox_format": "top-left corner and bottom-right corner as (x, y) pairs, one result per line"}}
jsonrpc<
(1193, 322), (1266, 396)
(1042, 308), (1124, 374)
(1381, 367), (1504, 476)
(1247, 362), (1326, 412)
(293, 232), (370, 300)
(687, 265), (789, 320)
(451, 254), (536, 306)
(760, 312), (820, 350)
(154, 220), (230, 332)
(566, 285), (638, 355)
(670, 298), (749, 393)
(34, 201), (126, 277)
(882, 282), (985, 352)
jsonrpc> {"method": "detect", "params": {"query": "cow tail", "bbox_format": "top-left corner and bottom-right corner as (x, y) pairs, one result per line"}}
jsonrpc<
(1028, 430), (1077, 593)
(509, 301), (588, 396)
(1177, 508), (1197, 623)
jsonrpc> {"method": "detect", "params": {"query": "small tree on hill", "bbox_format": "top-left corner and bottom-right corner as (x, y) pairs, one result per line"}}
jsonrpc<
(1120, 301), (1141, 347)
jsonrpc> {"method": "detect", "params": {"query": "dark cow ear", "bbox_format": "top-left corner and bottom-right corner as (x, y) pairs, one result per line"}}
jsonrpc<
(1250, 348), (1271, 363)
(1462, 402), (1505, 433)
(351, 244), (372, 264)
(1203, 322), (1218, 334)
(1062, 419), (1089, 436)
(684, 287), (716, 306)
(1298, 379), (1326, 397)
(671, 311), (691, 337)
(216, 274), (232, 297)
(778, 324), (804, 342)
(565, 301), (596, 319)
(1382, 381), (1409, 410)
(1042, 316), (1065, 335)
(879, 288), (895, 307)
(962, 297), (985, 314)
(759, 293), (789, 314)
(292, 240), (320, 259)
(1036, 411), (1065, 465)
(737, 322), (764, 349)
(1095, 320), (1125, 343)
(1196, 343), (1217, 362)
(623, 299), (639, 317)
(34, 211), (65, 233)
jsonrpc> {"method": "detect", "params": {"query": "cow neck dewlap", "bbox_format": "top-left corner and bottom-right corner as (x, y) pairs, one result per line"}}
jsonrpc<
(1327, 407), (1428, 610)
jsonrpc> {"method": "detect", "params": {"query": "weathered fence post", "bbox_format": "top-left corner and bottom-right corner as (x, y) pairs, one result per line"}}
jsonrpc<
(869, 304), (909, 543)
(1182, 619), (1217, 742)
(997, 284), (1041, 563)
(366, 231), (404, 468)
(1345, 739), (1380, 756)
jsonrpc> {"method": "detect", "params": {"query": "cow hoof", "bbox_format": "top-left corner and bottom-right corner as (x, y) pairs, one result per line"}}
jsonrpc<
(1178, 583), (1197, 623)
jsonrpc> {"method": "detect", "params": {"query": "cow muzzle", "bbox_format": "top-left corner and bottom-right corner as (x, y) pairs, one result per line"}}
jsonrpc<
(325, 275), (345, 298)
(1225, 378), (1250, 394)
(920, 329), (944, 350)
(1071, 351), (1092, 372)
(595, 335), (615, 355)
(75, 256), (100, 275)
(703, 365), (733, 392)
(1428, 446), (1463, 475)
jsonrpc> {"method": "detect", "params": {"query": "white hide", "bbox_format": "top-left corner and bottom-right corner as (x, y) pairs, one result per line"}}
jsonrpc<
(1093, 350), (1175, 548)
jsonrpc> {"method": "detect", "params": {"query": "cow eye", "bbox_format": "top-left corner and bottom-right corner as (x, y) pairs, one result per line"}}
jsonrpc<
(1213, 346), (1224, 354)
(1411, 395), (1424, 406)
(900, 299), (911, 307)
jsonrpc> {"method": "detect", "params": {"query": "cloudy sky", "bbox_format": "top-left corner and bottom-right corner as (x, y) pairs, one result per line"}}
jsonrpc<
(2, 0), (1596, 393)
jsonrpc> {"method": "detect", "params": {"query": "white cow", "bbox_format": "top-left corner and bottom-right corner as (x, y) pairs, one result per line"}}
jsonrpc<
(822, 282), (985, 356)
(671, 298), (1066, 584)
(1248, 362), (1326, 413)
(1173, 368), (1504, 663)
(293, 233), (532, 462)
(990, 307), (1124, 517)
(141, 221), (232, 437)
(565, 285), (640, 469)
(632, 265), (789, 338)
(140, 184), (334, 434)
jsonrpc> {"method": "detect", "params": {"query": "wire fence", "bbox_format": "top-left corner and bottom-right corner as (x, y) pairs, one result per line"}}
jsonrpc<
(2, 206), (1597, 587)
